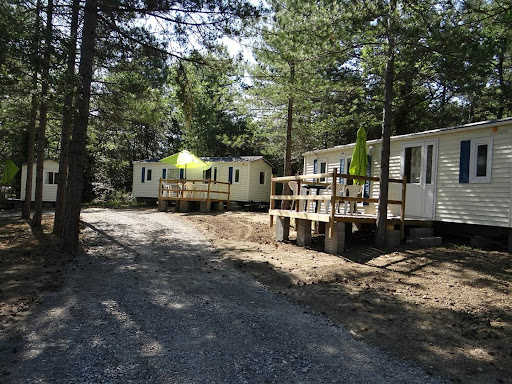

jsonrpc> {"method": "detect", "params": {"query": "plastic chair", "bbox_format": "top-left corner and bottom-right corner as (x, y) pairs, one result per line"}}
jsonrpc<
(345, 185), (364, 214)
(324, 184), (346, 213)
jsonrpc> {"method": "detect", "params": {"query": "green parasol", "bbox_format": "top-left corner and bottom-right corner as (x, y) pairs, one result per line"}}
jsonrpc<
(160, 150), (211, 179)
(1, 160), (20, 185)
(349, 127), (368, 185)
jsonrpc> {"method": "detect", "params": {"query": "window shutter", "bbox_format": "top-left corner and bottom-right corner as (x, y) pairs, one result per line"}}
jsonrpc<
(141, 167), (145, 183)
(228, 167), (233, 183)
(313, 159), (318, 173)
(179, 169), (184, 179)
(364, 155), (371, 202)
(459, 140), (471, 183)
(162, 169), (166, 179)
(339, 159), (345, 184)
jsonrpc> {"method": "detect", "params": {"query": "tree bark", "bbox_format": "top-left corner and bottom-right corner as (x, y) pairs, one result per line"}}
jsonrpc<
(32, 0), (54, 228)
(53, 0), (80, 234)
(375, 0), (396, 248)
(282, 61), (294, 209)
(59, 0), (98, 254)
(22, 0), (41, 220)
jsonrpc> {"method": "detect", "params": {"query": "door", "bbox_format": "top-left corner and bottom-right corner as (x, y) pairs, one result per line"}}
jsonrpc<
(402, 140), (437, 219)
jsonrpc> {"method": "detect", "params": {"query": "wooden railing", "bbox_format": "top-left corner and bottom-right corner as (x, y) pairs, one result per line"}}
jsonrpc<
(158, 178), (231, 205)
(270, 168), (407, 238)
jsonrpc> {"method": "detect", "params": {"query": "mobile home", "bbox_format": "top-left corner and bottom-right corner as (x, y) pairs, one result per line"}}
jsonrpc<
(132, 156), (272, 203)
(20, 159), (59, 203)
(303, 118), (512, 244)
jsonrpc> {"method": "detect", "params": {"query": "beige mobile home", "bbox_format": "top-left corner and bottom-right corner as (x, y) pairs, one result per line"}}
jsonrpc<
(303, 118), (512, 245)
(132, 156), (272, 203)
(20, 159), (59, 203)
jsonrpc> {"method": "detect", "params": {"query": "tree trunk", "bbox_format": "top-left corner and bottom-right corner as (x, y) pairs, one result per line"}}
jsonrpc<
(497, 43), (505, 119)
(59, 0), (98, 254)
(375, 0), (396, 248)
(282, 62), (294, 209)
(32, 0), (53, 228)
(54, 0), (80, 234)
(22, 0), (41, 220)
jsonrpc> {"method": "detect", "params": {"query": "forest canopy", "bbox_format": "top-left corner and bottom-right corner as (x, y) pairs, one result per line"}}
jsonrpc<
(1, 0), (511, 196)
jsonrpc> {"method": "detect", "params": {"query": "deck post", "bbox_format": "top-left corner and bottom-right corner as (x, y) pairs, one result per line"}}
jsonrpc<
(325, 222), (346, 254)
(269, 175), (276, 227)
(226, 182), (231, 210)
(400, 176), (407, 240)
(275, 216), (290, 241)
(296, 219), (312, 247)
(328, 168), (338, 238)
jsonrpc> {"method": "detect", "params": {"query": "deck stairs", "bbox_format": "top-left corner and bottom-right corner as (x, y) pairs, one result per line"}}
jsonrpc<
(406, 227), (442, 247)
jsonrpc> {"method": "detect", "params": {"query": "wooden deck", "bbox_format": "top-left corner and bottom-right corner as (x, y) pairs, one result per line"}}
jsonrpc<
(158, 178), (231, 212)
(269, 169), (409, 239)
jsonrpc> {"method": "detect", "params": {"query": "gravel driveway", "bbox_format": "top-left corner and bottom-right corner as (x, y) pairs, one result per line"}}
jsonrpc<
(2, 208), (442, 383)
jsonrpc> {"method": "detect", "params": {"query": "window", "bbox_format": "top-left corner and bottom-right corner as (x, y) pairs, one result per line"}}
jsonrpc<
(460, 138), (493, 183)
(316, 160), (326, 182)
(167, 168), (178, 180)
(404, 146), (422, 183)
(204, 168), (212, 180)
(259, 171), (266, 185)
(234, 168), (241, 184)
(146, 169), (152, 182)
(45, 172), (58, 185)
(470, 138), (493, 183)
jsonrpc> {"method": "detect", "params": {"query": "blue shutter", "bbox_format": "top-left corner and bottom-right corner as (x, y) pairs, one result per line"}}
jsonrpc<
(162, 169), (166, 179)
(228, 167), (233, 183)
(179, 169), (184, 180)
(339, 158), (345, 184)
(459, 140), (471, 183)
(313, 159), (318, 174)
(364, 155), (371, 204)
(141, 167), (145, 183)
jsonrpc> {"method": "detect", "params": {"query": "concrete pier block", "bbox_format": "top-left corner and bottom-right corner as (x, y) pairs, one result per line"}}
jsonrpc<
(179, 200), (190, 213)
(325, 222), (346, 255)
(157, 200), (168, 212)
(296, 219), (312, 247)
(275, 217), (290, 242)
(200, 201), (211, 213)
(386, 229), (401, 248)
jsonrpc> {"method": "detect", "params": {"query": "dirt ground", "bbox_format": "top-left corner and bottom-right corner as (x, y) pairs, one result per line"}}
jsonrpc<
(1, 210), (511, 383)
(0, 214), (72, 339)
(180, 211), (512, 384)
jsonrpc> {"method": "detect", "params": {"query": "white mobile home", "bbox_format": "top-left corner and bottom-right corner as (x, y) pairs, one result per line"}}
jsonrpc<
(132, 156), (272, 203)
(20, 159), (59, 202)
(303, 118), (512, 241)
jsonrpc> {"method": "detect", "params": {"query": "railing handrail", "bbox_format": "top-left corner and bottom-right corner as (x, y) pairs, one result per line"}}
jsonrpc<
(272, 173), (404, 184)
(269, 168), (407, 239)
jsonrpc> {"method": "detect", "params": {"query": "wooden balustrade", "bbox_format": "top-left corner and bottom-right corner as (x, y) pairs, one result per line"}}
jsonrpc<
(269, 168), (407, 238)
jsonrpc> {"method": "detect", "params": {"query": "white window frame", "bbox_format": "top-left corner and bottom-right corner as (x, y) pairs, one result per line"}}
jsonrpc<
(469, 137), (493, 183)
(234, 168), (241, 184)
(146, 168), (153, 183)
(259, 171), (266, 185)
(45, 171), (58, 185)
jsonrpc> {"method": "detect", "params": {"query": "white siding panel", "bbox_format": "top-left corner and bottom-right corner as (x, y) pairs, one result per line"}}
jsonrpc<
(435, 126), (512, 227)
(20, 160), (59, 202)
(247, 160), (271, 202)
